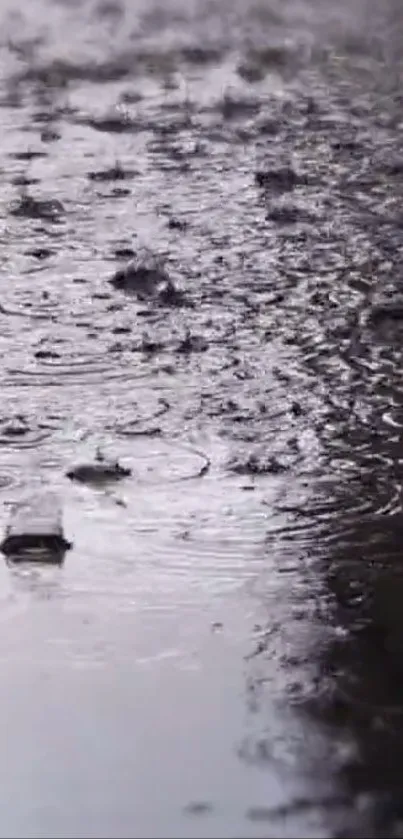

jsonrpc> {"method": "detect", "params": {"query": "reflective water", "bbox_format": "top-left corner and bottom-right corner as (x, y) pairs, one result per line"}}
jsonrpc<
(0, 0), (403, 835)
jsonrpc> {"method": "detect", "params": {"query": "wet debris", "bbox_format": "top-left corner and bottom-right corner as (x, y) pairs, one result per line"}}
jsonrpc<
(120, 425), (161, 439)
(157, 362), (175, 375)
(11, 174), (39, 187)
(1, 416), (30, 437)
(110, 252), (168, 295)
(112, 324), (131, 335)
(331, 137), (362, 155)
(88, 162), (136, 182)
(10, 191), (64, 222)
(66, 449), (131, 484)
(109, 186), (131, 198)
(85, 111), (137, 134)
(287, 436), (300, 454)
(34, 348), (60, 360)
(167, 216), (187, 231)
(10, 150), (47, 161)
(25, 247), (53, 260)
(109, 251), (190, 307)
(139, 334), (165, 354)
(229, 452), (289, 476)
(266, 202), (301, 224)
(255, 165), (307, 192)
(107, 340), (124, 354)
(290, 400), (304, 417)
(158, 279), (189, 307)
(176, 330), (207, 354)
(114, 247), (136, 260)
(266, 199), (316, 225)
(0, 492), (72, 562)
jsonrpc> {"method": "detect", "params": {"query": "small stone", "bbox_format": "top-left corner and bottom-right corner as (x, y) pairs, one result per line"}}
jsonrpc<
(88, 163), (135, 182)
(26, 247), (52, 260)
(230, 452), (288, 476)
(66, 452), (131, 484)
(168, 217), (187, 230)
(114, 247), (136, 259)
(34, 349), (60, 360)
(10, 193), (64, 222)
(109, 251), (189, 307)
(255, 166), (304, 191)
(291, 401), (303, 417)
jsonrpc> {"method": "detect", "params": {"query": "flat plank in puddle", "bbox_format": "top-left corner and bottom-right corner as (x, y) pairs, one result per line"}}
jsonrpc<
(0, 492), (72, 561)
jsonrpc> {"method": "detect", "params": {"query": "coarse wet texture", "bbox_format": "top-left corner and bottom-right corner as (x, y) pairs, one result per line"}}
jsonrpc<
(2, 0), (403, 836)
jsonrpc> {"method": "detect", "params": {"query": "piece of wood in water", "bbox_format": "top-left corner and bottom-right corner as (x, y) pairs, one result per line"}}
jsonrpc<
(0, 492), (72, 560)
(66, 460), (131, 484)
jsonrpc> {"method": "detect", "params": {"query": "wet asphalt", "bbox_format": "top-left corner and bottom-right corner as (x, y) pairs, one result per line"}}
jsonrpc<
(0, 0), (403, 836)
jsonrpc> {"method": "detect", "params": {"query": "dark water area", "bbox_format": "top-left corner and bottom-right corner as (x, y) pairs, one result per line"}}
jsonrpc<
(2, 0), (403, 836)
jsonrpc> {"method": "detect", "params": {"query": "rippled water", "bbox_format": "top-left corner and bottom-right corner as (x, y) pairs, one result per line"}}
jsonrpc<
(1, 0), (403, 836)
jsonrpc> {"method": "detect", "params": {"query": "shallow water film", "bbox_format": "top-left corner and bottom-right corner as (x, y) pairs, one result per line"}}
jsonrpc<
(2, 0), (403, 835)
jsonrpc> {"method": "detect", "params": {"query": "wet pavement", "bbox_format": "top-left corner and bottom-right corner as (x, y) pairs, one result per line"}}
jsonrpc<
(1, 0), (403, 835)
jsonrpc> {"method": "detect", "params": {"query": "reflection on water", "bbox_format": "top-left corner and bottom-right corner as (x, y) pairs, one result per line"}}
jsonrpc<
(291, 396), (403, 837)
(302, 507), (403, 835)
